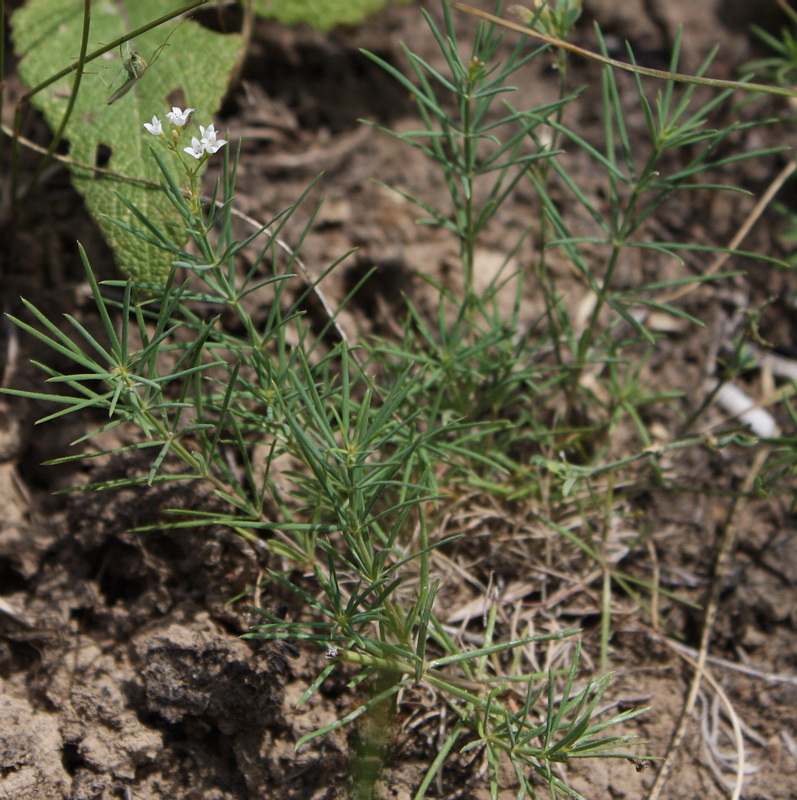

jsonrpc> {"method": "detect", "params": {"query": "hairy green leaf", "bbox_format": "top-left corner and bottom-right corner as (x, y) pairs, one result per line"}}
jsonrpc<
(12, 0), (242, 285)
(253, 0), (395, 31)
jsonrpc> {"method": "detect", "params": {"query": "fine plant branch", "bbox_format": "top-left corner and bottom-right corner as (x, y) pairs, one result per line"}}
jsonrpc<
(452, 2), (797, 99)
(4, 0), (791, 797)
(658, 157), (797, 305)
(20, 0), (92, 204)
(649, 629), (797, 687)
(651, 633), (759, 800)
(645, 447), (771, 800)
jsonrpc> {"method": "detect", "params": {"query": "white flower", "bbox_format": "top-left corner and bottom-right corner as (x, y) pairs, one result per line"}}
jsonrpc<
(143, 116), (163, 136)
(183, 137), (205, 159)
(199, 123), (227, 154)
(166, 106), (194, 127)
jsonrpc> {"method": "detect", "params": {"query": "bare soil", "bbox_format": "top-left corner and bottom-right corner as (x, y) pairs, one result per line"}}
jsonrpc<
(1, 2), (797, 799)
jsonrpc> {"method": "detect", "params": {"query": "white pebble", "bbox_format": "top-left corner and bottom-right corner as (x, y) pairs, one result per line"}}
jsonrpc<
(714, 382), (778, 439)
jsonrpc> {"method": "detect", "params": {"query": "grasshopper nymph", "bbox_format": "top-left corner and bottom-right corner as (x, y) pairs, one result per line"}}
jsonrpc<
(103, 20), (185, 105)
(106, 50), (149, 105)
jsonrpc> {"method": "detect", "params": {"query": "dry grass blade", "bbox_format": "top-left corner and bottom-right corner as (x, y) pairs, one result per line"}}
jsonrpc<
(450, 2), (797, 98)
(645, 448), (770, 800)
(699, 691), (759, 793)
(651, 632), (797, 687)
(659, 158), (797, 306)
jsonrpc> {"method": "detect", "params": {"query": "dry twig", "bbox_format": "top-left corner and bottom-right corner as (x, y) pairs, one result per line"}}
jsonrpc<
(645, 447), (770, 800)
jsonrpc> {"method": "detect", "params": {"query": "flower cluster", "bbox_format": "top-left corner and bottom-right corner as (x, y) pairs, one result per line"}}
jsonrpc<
(185, 124), (227, 159)
(143, 106), (227, 162)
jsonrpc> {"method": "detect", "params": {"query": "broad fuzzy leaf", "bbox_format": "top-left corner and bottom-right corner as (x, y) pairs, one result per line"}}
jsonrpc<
(12, 0), (242, 285)
(254, 0), (393, 31)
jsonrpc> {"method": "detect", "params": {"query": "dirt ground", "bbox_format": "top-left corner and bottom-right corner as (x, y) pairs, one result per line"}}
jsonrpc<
(1, 1), (797, 799)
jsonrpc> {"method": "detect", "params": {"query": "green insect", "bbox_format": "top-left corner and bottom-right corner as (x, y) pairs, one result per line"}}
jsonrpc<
(105, 49), (149, 105)
(104, 23), (182, 106)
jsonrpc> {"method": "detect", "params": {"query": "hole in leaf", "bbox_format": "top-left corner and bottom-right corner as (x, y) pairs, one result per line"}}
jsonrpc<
(166, 89), (187, 110)
(93, 143), (112, 177)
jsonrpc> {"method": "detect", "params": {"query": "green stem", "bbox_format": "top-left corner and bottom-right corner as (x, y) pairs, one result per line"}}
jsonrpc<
(460, 76), (477, 310)
(563, 240), (622, 425)
(534, 48), (571, 370)
(352, 670), (399, 800)
(24, 0), (94, 202)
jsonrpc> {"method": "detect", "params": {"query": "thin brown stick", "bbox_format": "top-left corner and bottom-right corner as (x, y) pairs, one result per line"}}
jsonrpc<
(659, 158), (797, 306)
(645, 447), (770, 800)
(663, 643), (749, 799)
(451, 3), (797, 99)
(647, 630), (797, 687)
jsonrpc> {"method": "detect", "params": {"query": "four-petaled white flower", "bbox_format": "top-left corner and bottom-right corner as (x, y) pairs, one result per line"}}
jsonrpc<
(143, 115), (163, 136)
(144, 107), (226, 161)
(183, 136), (205, 160)
(166, 106), (194, 127)
(199, 123), (227, 154)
